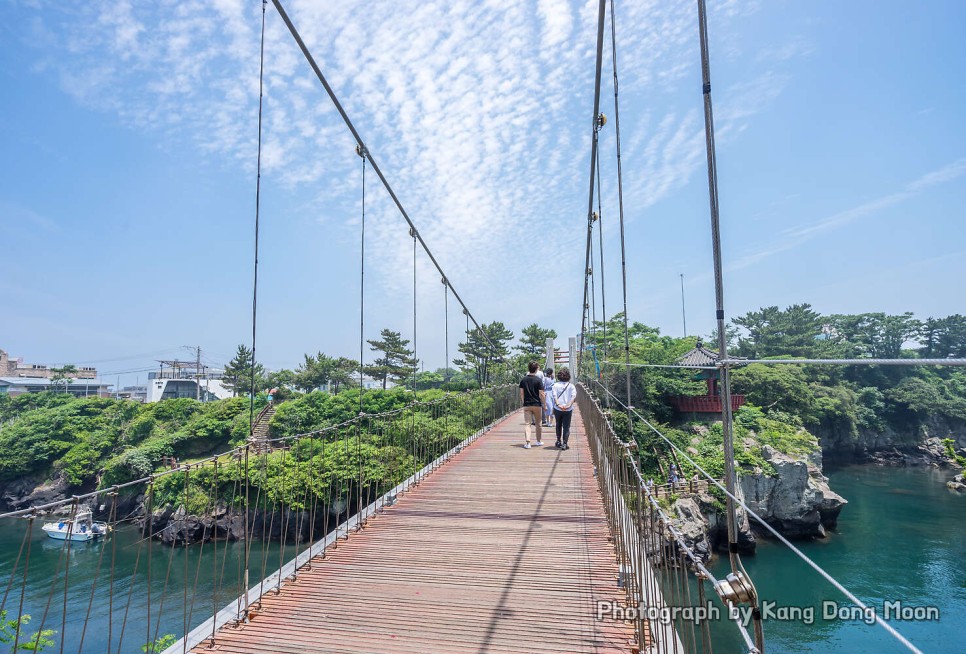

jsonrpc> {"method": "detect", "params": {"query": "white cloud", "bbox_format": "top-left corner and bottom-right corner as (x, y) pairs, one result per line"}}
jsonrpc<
(14, 0), (790, 321)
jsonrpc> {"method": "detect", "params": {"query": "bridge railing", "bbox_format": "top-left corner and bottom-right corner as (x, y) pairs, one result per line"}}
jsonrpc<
(0, 385), (517, 654)
(577, 383), (760, 654)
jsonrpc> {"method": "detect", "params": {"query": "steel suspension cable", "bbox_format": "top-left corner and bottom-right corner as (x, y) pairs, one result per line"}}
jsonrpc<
(412, 228), (418, 395)
(443, 279), (449, 382)
(608, 0), (633, 438)
(270, 0), (502, 362)
(34, 500), (76, 654)
(695, 8), (761, 640)
(12, 517), (33, 651)
(594, 142), (607, 378)
(248, 0), (268, 434)
(243, 0), (268, 622)
(276, 448), (289, 593)
(210, 461), (221, 642)
(359, 146), (367, 412)
(0, 515), (29, 615)
(577, 0), (608, 379)
(589, 218), (597, 352)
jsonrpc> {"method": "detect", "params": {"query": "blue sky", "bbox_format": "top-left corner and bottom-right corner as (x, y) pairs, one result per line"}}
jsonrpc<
(2, 0), (964, 384)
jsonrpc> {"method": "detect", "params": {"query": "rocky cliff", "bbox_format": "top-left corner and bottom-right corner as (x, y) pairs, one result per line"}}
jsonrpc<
(819, 415), (966, 466)
(738, 445), (847, 538)
(667, 440), (847, 562)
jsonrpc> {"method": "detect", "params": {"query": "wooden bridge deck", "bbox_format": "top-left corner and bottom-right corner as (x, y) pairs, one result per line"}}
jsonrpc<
(194, 408), (636, 653)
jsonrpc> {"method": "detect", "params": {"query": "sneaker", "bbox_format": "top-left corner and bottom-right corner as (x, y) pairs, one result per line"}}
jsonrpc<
(523, 443), (531, 449)
(562, 443), (570, 450)
(555, 441), (562, 448)
(535, 441), (544, 446)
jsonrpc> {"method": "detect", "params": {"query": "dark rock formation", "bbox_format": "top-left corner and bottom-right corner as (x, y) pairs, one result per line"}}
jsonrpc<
(739, 446), (846, 539)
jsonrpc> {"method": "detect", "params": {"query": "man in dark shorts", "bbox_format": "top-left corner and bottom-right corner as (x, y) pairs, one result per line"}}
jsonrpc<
(519, 360), (546, 449)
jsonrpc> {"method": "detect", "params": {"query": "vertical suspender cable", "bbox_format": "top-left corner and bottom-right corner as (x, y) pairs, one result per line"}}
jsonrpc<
(357, 152), (367, 527)
(358, 146), (367, 411)
(609, 0), (634, 438)
(412, 229), (418, 394)
(443, 279), (449, 382)
(595, 145), (607, 377)
(577, 0), (608, 379)
(589, 220), (597, 347)
(695, 1), (763, 650)
(249, 0), (268, 435)
(697, 0), (736, 565)
(245, 0), (268, 621)
(412, 230), (418, 478)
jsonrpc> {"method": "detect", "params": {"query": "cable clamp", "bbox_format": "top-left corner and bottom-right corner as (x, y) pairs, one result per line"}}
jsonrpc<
(355, 143), (367, 158)
(409, 227), (417, 239)
(715, 571), (754, 604)
(597, 113), (607, 128)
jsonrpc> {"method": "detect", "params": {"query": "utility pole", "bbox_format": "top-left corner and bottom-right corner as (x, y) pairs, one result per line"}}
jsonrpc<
(195, 346), (202, 401)
(680, 273), (687, 337)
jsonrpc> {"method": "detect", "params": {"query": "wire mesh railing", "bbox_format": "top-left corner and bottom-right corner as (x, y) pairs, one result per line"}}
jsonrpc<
(0, 386), (517, 654)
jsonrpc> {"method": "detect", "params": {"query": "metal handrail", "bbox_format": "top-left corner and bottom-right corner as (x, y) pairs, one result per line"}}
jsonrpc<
(577, 382), (761, 653)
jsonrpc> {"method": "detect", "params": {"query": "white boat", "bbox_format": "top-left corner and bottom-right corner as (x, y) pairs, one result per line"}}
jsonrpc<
(42, 511), (110, 542)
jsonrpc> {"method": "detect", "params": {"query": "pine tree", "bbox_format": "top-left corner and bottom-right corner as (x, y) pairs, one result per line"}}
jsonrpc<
(222, 344), (265, 397)
(454, 322), (513, 387)
(515, 323), (557, 358)
(363, 329), (417, 389)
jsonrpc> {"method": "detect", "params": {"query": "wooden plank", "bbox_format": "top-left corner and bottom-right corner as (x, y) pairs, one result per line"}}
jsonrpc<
(190, 408), (637, 653)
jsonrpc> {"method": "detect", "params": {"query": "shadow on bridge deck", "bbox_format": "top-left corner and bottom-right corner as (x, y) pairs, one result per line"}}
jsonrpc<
(192, 407), (636, 653)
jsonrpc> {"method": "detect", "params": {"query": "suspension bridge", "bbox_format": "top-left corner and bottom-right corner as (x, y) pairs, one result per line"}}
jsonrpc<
(0, 1), (955, 653)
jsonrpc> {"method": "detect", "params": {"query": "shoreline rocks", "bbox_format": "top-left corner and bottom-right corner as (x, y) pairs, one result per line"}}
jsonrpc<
(947, 472), (966, 493)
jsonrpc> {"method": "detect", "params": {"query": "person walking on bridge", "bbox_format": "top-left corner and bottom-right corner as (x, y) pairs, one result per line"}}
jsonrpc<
(519, 361), (546, 449)
(551, 367), (576, 450)
(542, 367), (555, 427)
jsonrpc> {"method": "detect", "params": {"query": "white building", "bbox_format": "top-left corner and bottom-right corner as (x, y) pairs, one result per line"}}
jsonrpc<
(145, 377), (233, 403)
(0, 377), (112, 398)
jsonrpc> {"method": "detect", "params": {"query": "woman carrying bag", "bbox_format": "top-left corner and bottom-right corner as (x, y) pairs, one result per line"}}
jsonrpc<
(551, 367), (577, 450)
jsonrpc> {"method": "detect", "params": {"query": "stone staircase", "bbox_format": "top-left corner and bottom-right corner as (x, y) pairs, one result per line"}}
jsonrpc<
(248, 403), (276, 452)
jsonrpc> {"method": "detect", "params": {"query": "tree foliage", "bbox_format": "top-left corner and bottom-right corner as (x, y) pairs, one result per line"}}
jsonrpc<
(49, 364), (77, 392)
(0, 610), (55, 651)
(514, 323), (557, 358)
(363, 329), (417, 390)
(454, 321), (513, 387)
(0, 393), (257, 487)
(221, 345), (265, 397)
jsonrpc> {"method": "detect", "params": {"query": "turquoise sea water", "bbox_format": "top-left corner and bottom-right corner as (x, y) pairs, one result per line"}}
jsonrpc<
(0, 522), (300, 653)
(708, 465), (966, 653)
(0, 465), (962, 653)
